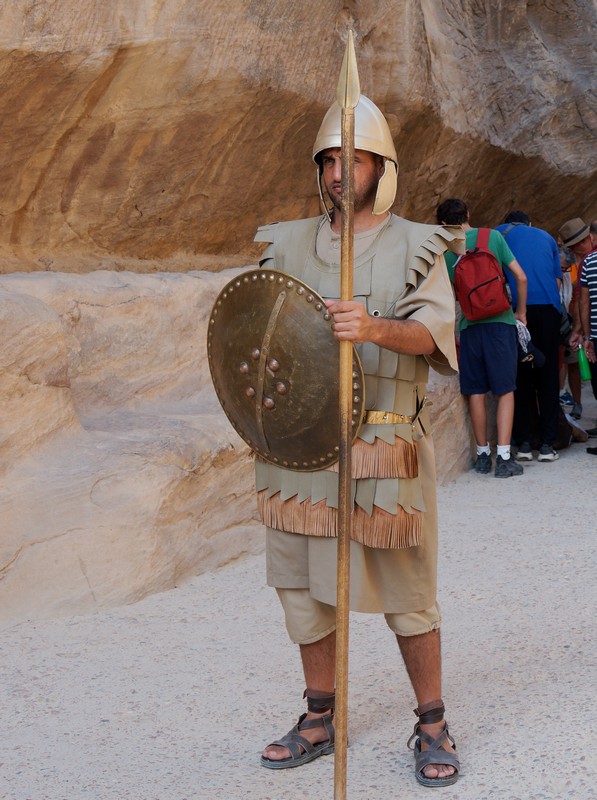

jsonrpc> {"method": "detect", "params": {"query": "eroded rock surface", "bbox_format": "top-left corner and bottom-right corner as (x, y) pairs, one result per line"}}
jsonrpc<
(0, 270), (263, 623)
(0, 1), (595, 273)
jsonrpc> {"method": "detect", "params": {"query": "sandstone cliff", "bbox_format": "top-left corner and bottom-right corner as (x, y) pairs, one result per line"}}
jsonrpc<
(0, 1), (595, 273)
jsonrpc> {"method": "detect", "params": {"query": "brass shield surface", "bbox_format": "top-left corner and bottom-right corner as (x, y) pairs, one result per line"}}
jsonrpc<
(207, 269), (365, 471)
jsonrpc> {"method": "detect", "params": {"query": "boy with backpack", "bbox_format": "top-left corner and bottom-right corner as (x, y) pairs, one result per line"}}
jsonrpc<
(436, 198), (528, 477)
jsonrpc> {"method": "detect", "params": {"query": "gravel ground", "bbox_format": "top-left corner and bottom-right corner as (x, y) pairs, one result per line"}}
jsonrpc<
(2, 388), (596, 800)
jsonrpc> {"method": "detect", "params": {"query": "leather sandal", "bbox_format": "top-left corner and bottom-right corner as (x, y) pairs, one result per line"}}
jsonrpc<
(407, 702), (460, 787)
(260, 689), (335, 769)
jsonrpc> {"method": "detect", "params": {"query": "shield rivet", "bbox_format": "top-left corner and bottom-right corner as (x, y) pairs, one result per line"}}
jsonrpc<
(251, 348), (261, 360)
(324, 314), (331, 321)
(286, 280), (294, 288)
(268, 274), (275, 282)
(297, 287), (304, 295)
(263, 397), (275, 409)
(306, 295), (314, 303)
(268, 358), (280, 372)
(354, 395), (361, 403)
(239, 362), (249, 374)
(275, 382), (287, 394)
(245, 387), (256, 398)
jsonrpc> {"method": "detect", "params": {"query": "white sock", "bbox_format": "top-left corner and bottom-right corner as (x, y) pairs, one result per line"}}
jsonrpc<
(476, 444), (491, 456)
(497, 445), (511, 460)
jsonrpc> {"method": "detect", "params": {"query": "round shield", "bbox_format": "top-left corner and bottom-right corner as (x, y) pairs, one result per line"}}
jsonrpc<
(207, 269), (365, 471)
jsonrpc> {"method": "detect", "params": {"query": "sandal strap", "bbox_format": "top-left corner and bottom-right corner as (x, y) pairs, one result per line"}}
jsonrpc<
(266, 710), (335, 761)
(413, 701), (445, 725)
(407, 719), (456, 751)
(298, 711), (335, 743)
(304, 688), (336, 714)
(415, 745), (460, 775)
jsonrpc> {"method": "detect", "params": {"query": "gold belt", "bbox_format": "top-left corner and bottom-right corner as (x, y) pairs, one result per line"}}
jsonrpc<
(364, 410), (415, 424)
(364, 397), (430, 426)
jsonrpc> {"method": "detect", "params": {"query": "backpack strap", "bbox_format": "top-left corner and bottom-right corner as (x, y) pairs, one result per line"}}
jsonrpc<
(500, 223), (515, 238)
(476, 227), (491, 250)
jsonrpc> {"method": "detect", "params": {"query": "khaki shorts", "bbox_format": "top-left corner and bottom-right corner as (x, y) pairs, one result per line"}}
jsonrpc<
(276, 587), (441, 644)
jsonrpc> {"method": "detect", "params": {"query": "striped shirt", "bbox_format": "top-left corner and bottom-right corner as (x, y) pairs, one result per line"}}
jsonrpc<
(580, 249), (597, 339)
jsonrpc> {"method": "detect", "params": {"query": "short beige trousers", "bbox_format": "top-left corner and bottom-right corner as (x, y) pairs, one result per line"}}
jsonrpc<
(276, 587), (441, 645)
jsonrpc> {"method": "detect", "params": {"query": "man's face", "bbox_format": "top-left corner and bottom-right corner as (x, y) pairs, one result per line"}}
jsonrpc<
(321, 148), (384, 213)
(569, 234), (596, 259)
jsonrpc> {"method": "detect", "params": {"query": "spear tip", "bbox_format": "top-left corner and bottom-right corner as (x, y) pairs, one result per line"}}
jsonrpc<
(337, 29), (361, 110)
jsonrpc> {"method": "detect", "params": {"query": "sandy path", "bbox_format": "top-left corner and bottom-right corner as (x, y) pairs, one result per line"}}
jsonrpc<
(2, 388), (596, 800)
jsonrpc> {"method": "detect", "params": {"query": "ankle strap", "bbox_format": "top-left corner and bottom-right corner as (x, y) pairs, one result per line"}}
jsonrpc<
(413, 701), (445, 725)
(304, 688), (335, 714)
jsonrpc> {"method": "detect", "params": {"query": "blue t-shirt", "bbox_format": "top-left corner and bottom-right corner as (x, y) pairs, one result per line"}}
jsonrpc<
(496, 222), (562, 312)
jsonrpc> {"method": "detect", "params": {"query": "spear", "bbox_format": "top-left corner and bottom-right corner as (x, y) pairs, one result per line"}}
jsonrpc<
(334, 29), (360, 800)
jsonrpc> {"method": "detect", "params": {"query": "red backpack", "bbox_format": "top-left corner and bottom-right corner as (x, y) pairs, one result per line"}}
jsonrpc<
(453, 228), (511, 321)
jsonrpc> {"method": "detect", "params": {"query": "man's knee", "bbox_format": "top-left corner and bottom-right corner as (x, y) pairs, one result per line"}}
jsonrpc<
(276, 588), (336, 645)
(384, 604), (442, 637)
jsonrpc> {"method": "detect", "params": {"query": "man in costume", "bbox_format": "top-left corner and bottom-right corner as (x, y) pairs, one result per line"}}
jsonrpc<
(254, 95), (463, 787)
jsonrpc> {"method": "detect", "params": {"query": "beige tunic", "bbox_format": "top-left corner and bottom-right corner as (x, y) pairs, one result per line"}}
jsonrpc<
(254, 214), (463, 613)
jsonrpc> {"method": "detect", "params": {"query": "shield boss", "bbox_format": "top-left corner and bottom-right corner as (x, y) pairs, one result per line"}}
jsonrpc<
(207, 269), (365, 471)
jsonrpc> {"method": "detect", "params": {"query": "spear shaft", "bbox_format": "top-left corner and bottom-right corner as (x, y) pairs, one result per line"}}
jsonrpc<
(334, 30), (360, 800)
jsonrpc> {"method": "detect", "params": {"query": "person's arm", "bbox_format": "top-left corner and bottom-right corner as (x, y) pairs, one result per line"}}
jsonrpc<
(579, 286), (596, 363)
(569, 279), (583, 348)
(324, 299), (436, 354)
(505, 258), (527, 326)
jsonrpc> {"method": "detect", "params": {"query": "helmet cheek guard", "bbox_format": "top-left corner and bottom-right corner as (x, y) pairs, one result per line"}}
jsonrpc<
(312, 94), (399, 219)
(373, 159), (397, 216)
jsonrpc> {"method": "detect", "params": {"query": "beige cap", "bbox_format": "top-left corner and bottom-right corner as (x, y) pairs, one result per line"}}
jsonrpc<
(559, 218), (590, 247)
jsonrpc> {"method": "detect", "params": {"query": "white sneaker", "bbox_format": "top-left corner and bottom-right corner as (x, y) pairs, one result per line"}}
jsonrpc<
(515, 443), (533, 461)
(537, 444), (559, 462)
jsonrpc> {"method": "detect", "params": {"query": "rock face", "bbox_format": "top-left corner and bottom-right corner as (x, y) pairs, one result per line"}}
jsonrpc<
(0, 269), (469, 624)
(0, 270), (263, 624)
(0, 1), (595, 273)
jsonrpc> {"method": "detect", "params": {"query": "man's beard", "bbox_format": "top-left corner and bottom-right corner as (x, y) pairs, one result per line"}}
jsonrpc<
(328, 179), (378, 213)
